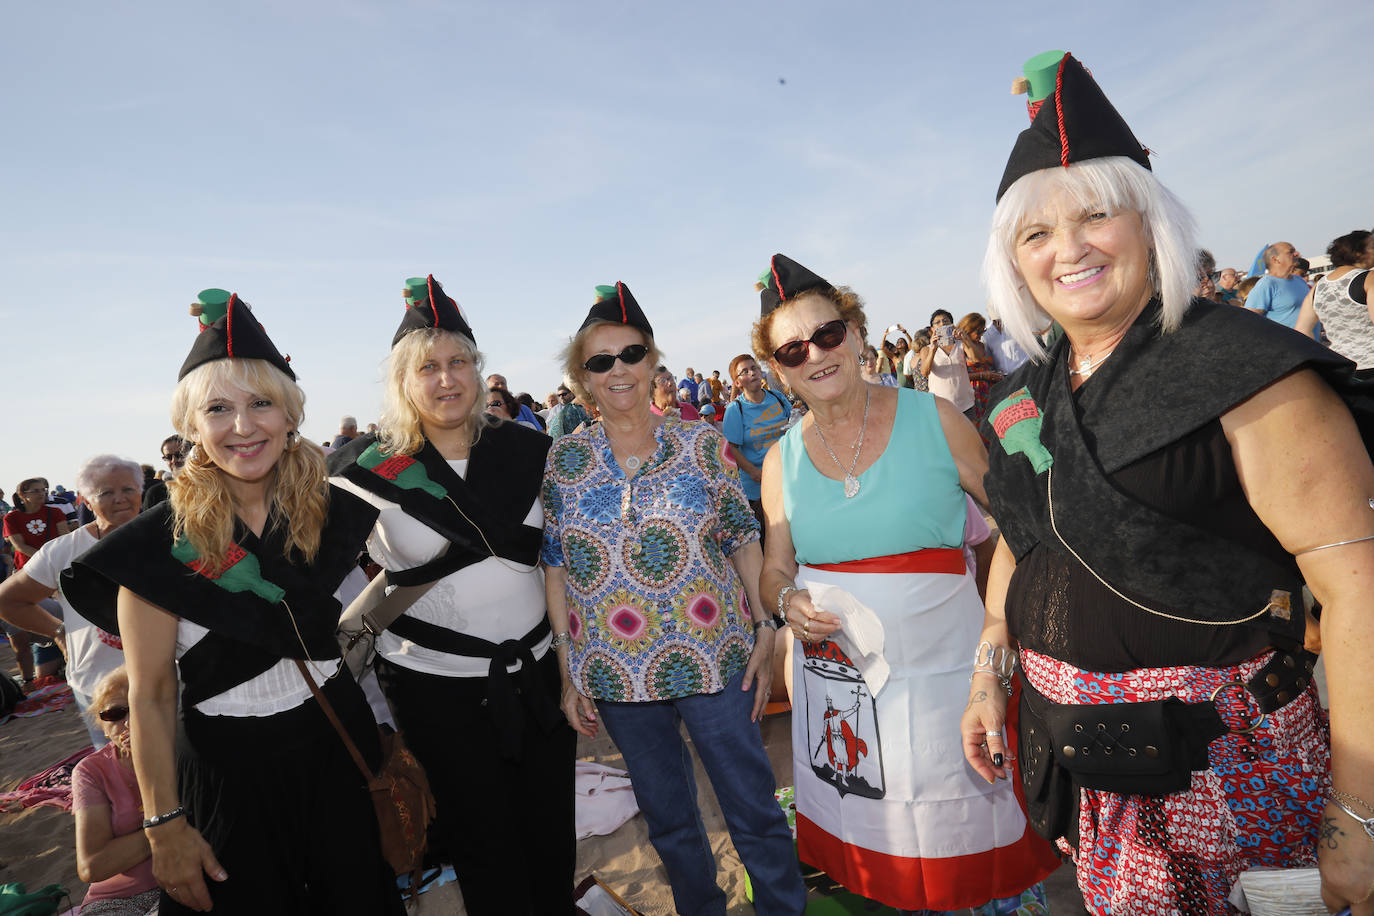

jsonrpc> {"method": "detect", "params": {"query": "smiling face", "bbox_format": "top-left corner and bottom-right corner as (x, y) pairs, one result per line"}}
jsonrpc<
(407, 336), (482, 434)
(84, 467), (142, 530)
(192, 383), (290, 486)
(1013, 187), (1153, 336)
(767, 293), (860, 406)
(581, 324), (654, 418)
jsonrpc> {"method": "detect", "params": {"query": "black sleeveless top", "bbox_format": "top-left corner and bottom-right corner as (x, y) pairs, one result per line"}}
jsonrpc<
(1006, 415), (1292, 671)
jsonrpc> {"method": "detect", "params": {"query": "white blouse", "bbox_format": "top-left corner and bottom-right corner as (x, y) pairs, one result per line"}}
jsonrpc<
(177, 619), (340, 717)
(330, 458), (550, 678)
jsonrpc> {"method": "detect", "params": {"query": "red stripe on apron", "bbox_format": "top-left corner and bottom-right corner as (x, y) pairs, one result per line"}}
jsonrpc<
(806, 546), (965, 576)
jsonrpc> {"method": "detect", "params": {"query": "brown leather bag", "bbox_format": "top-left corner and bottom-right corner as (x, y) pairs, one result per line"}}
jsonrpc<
(295, 662), (437, 881)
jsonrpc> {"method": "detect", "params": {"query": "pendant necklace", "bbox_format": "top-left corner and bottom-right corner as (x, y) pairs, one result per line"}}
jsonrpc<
(1069, 344), (1118, 379)
(813, 385), (870, 499)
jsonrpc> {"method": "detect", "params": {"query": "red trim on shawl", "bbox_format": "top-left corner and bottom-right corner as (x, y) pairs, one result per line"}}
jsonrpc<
(225, 293), (238, 357)
(1055, 54), (1070, 167)
(617, 282), (628, 323)
(806, 547), (965, 575)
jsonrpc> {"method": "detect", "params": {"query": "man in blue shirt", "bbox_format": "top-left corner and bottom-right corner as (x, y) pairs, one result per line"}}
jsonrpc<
(680, 367), (699, 406)
(1247, 242), (1309, 328)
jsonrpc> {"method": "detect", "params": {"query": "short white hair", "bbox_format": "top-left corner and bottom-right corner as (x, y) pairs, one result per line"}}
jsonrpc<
(75, 455), (143, 497)
(981, 156), (1198, 362)
(340, 415), (357, 430)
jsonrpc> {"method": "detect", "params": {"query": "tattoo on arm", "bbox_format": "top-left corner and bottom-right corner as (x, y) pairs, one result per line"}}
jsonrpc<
(1320, 816), (1344, 850)
(966, 689), (988, 709)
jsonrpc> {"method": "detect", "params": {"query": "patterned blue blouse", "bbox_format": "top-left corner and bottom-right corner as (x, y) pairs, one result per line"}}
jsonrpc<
(541, 418), (760, 703)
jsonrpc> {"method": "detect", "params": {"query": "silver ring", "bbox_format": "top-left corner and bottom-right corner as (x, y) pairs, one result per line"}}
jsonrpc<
(985, 730), (1003, 738)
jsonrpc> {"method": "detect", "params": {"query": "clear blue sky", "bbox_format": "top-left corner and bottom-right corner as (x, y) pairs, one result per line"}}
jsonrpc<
(3, 1), (1370, 494)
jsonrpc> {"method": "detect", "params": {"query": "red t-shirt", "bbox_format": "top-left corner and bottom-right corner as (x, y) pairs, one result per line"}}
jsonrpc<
(2, 506), (65, 569)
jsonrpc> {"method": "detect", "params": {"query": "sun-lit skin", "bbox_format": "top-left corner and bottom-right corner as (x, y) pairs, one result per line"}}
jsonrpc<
(408, 337), (481, 433)
(766, 295), (862, 406)
(581, 324), (654, 421)
(1014, 187), (1154, 364)
(194, 385), (290, 503)
(83, 468), (142, 531)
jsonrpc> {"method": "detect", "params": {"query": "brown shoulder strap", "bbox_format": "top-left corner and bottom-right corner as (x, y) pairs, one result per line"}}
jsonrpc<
(294, 660), (373, 781)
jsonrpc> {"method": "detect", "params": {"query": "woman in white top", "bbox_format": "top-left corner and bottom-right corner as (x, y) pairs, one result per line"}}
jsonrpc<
(64, 290), (399, 915)
(327, 275), (572, 916)
(1295, 229), (1374, 371)
(918, 309), (976, 417)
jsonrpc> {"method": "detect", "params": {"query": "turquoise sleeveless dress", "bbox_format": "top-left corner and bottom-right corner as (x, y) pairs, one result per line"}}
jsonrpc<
(778, 388), (1055, 910)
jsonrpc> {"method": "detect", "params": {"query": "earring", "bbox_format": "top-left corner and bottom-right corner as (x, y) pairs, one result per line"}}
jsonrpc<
(858, 356), (868, 368)
(286, 430), (300, 450)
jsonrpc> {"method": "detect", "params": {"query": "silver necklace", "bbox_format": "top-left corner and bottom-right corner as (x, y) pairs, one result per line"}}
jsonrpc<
(605, 425), (655, 473)
(812, 386), (870, 499)
(1068, 344), (1118, 379)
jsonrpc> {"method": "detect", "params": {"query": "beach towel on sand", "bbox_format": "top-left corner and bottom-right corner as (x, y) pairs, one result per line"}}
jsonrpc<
(0, 746), (94, 813)
(0, 881), (67, 916)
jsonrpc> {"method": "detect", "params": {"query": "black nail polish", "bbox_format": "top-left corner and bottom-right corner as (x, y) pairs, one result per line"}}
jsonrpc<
(992, 753), (1004, 768)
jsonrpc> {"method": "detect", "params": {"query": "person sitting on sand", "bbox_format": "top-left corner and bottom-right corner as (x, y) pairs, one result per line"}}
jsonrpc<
(72, 666), (159, 916)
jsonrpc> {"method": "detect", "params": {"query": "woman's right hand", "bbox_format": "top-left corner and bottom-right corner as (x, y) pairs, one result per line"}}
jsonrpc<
(784, 590), (841, 644)
(961, 672), (1011, 784)
(561, 680), (599, 738)
(147, 820), (227, 912)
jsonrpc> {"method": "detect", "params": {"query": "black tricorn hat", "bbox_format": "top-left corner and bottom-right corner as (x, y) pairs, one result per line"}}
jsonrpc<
(178, 290), (295, 381)
(393, 275), (476, 348)
(995, 51), (1151, 202)
(578, 282), (653, 337)
(758, 254), (834, 317)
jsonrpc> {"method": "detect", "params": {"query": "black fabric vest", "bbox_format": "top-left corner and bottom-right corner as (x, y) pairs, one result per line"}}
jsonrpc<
(326, 422), (550, 582)
(984, 299), (1372, 647)
(61, 487), (378, 706)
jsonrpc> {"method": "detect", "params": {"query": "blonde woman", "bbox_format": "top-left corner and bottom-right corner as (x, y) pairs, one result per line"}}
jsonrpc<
(328, 275), (572, 915)
(65, 290), (398, 915)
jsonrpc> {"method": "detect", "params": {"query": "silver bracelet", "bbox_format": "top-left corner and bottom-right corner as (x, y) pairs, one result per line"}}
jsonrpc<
(1329, 794), (1374, 842)
(550, 632), (572, 650)
(970, 641), (1016, 696)
(777, 585), (798, 619)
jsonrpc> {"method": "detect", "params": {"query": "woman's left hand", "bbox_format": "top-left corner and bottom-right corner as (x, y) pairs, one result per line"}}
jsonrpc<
(1319, 801), (1374, 915)
(741, 632), (774, 722)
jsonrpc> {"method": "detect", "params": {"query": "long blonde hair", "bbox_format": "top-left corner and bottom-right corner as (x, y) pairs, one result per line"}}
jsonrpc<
(168, 358), (329, 567)
(379, 328), (488, 457)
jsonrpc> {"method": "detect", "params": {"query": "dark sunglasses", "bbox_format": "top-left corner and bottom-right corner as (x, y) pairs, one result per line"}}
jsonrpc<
(583, 344), (650, 374)
(772, 319), (848, 368)
(98, 705), (129, 723)
(486, 400), (505, 410)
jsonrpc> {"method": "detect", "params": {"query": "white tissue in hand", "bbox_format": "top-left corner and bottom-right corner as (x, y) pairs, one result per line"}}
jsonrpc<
(805, 581), (889, 696)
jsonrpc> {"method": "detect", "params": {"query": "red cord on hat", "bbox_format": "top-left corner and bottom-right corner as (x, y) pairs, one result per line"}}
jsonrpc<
(225, 293), (238, 357)
(1055, 54), (1070, 168)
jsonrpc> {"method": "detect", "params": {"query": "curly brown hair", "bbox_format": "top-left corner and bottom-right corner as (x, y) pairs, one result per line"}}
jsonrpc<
(750, 286), (869, 367)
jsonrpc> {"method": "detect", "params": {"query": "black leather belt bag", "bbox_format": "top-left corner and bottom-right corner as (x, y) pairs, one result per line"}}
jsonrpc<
(1017, 649), (1317, 842)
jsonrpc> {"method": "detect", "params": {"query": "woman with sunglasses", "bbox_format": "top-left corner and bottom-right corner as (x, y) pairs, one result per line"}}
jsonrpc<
(754, 254), (1056, 914)
(64, 290), (401, 915)
(328, 275), (572, 915)
(72, 666), (160, 916)
(543, 283), (805, 916)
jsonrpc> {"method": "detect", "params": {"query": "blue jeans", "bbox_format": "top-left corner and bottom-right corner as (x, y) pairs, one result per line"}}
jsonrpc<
(597, 670), (805, 916)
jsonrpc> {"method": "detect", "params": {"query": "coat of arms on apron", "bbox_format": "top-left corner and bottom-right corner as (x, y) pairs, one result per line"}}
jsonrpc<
(801, 639), (883, 799)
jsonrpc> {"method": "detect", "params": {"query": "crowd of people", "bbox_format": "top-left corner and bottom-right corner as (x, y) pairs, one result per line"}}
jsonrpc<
(2, 49), (1373, 916)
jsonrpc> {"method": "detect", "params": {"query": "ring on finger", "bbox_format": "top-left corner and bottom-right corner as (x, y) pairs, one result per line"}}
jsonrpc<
(986, 730), (1003, 738)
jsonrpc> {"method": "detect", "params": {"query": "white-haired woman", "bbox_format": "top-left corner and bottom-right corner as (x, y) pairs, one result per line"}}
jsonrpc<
(962, 52), (1374, 916)
(327, 275), (572, 915)
(543, 283), (804, 916)
(65, 290), (399, 915)
(71, 666), (159, 916)
(0, 454), (142, 746)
